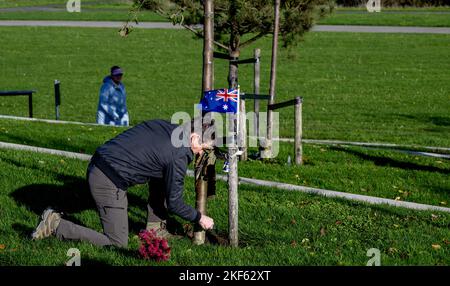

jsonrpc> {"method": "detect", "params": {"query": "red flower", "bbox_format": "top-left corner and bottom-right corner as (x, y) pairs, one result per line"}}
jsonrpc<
(138, 229), (171, 262)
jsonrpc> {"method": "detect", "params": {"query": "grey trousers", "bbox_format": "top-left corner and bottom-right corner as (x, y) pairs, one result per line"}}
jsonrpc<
(55, 164), (168, 248)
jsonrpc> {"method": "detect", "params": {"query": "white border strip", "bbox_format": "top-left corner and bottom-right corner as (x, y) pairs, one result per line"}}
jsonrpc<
(349, 145), (450, 159)
(0, 20), (185, 29)
(0, 141), (92, 161)
(1, 141), (449, 214)
(280, 138), (450, 153)
(231, 175), (450, 213)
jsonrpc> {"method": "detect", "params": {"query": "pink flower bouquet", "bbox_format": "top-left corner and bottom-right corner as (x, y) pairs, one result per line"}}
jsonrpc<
(138, 229), (171, 262)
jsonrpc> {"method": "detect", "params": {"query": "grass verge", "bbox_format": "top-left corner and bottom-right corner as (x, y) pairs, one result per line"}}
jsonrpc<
(0, 148), (449, 265)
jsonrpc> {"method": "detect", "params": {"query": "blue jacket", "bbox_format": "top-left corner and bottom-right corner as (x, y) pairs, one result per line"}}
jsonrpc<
(96, 76), (129, 126)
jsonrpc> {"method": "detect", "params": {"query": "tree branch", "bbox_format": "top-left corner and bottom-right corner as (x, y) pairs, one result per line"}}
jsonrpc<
(240, 32), (267, 48)
(181, 24), (230, 51)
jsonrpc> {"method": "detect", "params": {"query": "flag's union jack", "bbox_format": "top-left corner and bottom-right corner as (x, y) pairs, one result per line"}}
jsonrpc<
(199, 88), (239, 114)
(216, 88), (239, 103)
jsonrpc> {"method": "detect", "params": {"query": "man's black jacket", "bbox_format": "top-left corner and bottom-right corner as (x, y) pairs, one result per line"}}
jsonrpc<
(91, 119), (200, 223)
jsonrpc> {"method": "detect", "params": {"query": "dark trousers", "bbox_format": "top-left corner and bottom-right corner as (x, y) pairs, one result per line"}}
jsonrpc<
(55, 164), (167, 248)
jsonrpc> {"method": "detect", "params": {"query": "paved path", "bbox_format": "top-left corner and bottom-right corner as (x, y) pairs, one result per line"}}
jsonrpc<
(1, 20), (450, 34)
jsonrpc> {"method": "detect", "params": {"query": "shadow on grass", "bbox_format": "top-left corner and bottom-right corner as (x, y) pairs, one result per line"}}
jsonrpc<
(430, 116), (450, 127)
(330, 146), (450, 176)
(0, 130), (96, 154)
(12, 223), (35, 238)
(12, 182), (95, 214)
(394, 114), (450, 127)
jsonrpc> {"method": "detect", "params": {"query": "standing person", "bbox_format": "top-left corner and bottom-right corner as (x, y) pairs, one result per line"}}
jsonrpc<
(31, 119), (215, 248)
(96, 66), (129, 126)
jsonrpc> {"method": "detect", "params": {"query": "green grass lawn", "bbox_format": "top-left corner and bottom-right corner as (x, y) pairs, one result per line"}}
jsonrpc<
(0, 17), (449, 266)
(0, 0), (164, 21)
(0, 10), (167, 22)
(1, 11), (449, 27)
(1, 3), (450, 27)
(0, 0), (64, 8)
(0, 118), (448, 207)
(0, 27), (449, 147)
(0, 148), (449, 266)
(0, 0), (132, 8)
(320, 11), (450, 27)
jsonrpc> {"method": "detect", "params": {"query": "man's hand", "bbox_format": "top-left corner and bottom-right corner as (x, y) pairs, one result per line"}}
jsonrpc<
(199, 214), (214, 230)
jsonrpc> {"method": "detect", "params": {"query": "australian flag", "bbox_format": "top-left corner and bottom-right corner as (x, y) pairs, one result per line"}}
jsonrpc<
(199, 88), (239, 114)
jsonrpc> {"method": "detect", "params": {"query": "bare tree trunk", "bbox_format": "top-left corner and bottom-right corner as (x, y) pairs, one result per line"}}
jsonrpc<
(265, 0), (280, 159)
(201, 0), (214, 95)
(228, 50), (240, 88)
(254, 48), (261, 142)
(194, 0), (214, 246)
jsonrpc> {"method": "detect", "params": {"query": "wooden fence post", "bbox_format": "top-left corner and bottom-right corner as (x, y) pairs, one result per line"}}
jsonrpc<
(193, 160), (208, 244)
(228, 141), (239, 247)
(239, 97), (247, 161)
(295, 97), (303, 165)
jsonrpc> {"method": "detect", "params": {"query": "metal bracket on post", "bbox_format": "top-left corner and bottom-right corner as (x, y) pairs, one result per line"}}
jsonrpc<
(230, 150), (243, 158)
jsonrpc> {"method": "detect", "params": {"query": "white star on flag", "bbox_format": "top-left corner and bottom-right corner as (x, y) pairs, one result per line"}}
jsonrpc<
(223, 104), (228, 110)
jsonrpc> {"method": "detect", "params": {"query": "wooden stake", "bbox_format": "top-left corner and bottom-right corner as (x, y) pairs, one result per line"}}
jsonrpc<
(193, 171), (207, 244)
(227, 1), (241, 247)
(265, 0), (280, 158)
(295, 97), (303, 165)
(238, 97), (247, 161)
(228, 141), (239, 247)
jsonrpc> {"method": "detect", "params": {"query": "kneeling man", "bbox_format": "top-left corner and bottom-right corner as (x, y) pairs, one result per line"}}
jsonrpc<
(32, 119), (215, 247)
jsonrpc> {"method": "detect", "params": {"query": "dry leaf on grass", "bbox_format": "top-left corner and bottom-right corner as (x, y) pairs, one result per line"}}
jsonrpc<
(432, 244), (441, 250)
